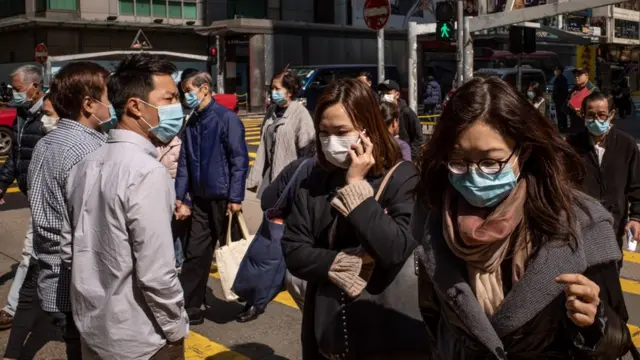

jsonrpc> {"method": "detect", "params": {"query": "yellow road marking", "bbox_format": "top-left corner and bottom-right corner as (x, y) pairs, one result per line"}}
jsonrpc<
(209, 267), (299, 310)
(249, 160), (254, 166)
(248, 141), (260, 146)
(621, 278), (640, 296)
(185, 331), (250, 360)
(248, 152), (256, 158)
(245, 136), (261, 140)
(7, 186), (20, 194)
(629, 324), (640, 347)
(624, 250), (640, 264)
(245, 131), (260, 136)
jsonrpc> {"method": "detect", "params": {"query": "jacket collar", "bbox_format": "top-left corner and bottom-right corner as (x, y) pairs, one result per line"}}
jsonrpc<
(107, 129), (158, 158)
(419, 194), (620, 355)
(194, 97), (217, 119)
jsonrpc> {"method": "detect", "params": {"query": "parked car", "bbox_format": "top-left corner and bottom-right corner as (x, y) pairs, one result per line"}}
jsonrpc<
(474, 67), (547, 92)
(288, 64), (404, 112)
(0, 106), (16, 156)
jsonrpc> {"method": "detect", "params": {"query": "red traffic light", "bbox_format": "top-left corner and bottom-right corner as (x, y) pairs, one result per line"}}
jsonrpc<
(209, 47), (217, 57)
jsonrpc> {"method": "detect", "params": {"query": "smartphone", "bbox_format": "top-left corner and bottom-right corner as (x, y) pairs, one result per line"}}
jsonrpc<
(356, 129), (367, 146)
(627, 228), (637, 251)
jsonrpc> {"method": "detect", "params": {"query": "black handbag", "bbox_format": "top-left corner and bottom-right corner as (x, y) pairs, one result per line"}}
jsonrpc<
(313, 162), (428, 359)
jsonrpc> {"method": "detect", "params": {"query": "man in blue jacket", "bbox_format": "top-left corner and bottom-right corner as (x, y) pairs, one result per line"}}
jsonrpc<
(175, 71), (249, 325)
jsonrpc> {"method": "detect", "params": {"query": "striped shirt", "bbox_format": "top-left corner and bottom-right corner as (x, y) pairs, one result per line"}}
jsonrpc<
(27, 119), (106, 313)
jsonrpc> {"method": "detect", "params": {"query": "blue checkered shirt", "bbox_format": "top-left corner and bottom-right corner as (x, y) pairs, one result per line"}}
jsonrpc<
(27, 119), (106, 313)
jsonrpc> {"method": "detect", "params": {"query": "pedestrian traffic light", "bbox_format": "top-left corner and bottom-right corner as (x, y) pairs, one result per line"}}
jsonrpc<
(208, 46), (218, 66)
(435, 1), (455, 22)
(436, 21), (455, 41)
(509, 26), (536, 54)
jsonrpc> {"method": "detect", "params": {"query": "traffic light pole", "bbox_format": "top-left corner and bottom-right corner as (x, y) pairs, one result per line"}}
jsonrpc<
(456, 0), (463, 87)
(463, 16), (473, 83)
(378, 29), (385, 84)
(216, 35), (225, 94)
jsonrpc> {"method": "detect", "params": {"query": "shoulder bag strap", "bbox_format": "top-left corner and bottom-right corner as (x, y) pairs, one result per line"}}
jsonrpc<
(374, 161), (405, 202)
(272, 158), (313, 210)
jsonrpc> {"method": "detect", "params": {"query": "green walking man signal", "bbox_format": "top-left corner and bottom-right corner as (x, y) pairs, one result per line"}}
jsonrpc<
(436, 21), (455, 41)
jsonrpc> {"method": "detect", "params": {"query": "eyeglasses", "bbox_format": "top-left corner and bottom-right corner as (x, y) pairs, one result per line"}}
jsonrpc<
(447, 149), (518, 175)
(584, 114), (612, 122)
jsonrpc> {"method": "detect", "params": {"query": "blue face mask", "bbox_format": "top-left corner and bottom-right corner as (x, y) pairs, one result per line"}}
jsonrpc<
(271, 90), (287, 106)
(140, 100), (184, 143)
(94, 103), (118, 132)
(184, 85), (204, 109)
(527, 91), (535, 99)
(449, 166), (518, 208)
(585, 120), (610, 136)
(11, 84), (34, 108)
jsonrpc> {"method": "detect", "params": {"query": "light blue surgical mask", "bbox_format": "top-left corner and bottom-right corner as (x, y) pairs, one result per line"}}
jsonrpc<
(449, 165), (518, 208)
(92, 100), (118, 132)
(527, 91), (535, 99)
(184, 85), (204, 109)
(140, 100), (184, 143)
(271, 90), (287, 106)
(11, 84), (34, 108)
(586, 119), (610, 136)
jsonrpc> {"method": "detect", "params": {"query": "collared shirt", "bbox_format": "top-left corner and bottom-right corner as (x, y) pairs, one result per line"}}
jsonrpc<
(65, 129), (188, 360)
(27, 118), (106, 313)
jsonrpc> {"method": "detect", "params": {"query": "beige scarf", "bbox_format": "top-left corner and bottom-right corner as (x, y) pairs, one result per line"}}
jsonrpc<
(443, 180), (530, 315)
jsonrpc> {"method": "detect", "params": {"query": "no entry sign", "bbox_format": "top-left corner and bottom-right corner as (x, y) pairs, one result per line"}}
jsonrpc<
(363, 0), (390, 31)
(35, 43), (48, 64)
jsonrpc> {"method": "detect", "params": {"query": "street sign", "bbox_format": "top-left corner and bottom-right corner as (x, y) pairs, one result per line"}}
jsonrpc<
(131, 29), (152, 50)
(363, 0), (390, 31)
(436, 22), (455, 41)
(35, 43), (48, 64)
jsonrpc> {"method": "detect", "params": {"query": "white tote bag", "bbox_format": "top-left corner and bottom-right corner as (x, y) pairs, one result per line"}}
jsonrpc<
(215, 212), (253, 301)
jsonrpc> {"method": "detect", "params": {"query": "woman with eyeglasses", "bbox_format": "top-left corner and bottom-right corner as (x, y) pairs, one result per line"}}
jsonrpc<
(412, 77), (635, 359)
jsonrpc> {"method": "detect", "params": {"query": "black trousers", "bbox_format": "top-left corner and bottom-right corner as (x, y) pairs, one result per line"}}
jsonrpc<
(555, 102), (568, 131)
(4, 261), (81, 360)
(179, 197), (241, 310)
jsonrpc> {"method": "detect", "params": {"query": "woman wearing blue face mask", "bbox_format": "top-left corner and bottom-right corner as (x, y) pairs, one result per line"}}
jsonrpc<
(247, 70), (315, 199)
(526, 81), (546, 115)
(412, 76), (636, 359)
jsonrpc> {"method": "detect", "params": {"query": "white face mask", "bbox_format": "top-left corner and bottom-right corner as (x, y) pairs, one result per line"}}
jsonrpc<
(382, 94), (396, 103)
(41, 115), (58, 133)
(320, 135), (359, 169)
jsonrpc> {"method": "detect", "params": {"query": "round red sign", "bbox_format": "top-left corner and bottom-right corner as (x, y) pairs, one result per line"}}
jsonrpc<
(363, 0), (390, 31)
(35, 43), (48, 64)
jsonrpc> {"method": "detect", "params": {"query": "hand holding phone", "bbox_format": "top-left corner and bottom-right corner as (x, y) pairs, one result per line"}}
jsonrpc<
(346, 130), (374, 185)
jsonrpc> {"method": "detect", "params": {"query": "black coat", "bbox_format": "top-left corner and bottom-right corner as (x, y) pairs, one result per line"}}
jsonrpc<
(412, 193), (634, 359)
(0, 107), (44, 197)
(397, 99), (424, 159)
(567, 127), (640, 246)
(281, 161), (423, 359)
(552, 74), (569, 105)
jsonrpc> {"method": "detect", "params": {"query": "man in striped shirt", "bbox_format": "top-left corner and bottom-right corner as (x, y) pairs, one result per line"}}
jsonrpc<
(19, 62), (115, 359)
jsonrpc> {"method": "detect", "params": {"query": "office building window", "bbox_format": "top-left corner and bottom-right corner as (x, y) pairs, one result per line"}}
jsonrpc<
(0, 0), (26, 18)
(183, 2), (197, 19)
(119, 0), (134, 15)
(36, 0), (76, 11)
(137, 0), (151, 16)
(168, 1), (181, 18)
(153, 0), (166, 17)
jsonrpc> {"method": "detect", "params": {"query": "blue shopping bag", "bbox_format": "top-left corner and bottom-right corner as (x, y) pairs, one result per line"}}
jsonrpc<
(232, 159), (312, 308)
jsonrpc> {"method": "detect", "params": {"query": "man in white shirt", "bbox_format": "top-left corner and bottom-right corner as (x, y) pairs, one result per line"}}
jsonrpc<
(64, 53), (189, 359)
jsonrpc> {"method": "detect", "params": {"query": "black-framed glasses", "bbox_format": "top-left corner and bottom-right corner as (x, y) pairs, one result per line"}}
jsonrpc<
(584, 114), (612, 123)
(447, 148), (518, 175)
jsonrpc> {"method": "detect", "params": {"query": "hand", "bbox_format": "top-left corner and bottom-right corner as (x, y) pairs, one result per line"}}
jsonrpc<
(346, 131), (375, 185)
(174, 204), (191, 220)
(0, 189), (4, 205)
(175, 200), (183, 209)
(625, 220), (640, 240)
(226, 202), (242, 216)
(555, 273), (601, 328)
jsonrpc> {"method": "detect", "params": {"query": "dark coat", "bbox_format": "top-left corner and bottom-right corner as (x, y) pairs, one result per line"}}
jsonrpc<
(281, 162), (425, 359)
(423, 80), (442, 105)
(412, 193), (634, 359)
(0, 107), (45, 197)
(567, 127), (640, 246)
(175, 99), (249, 206)
(552, 74), (569, 105)
(397, 99), (424, 159)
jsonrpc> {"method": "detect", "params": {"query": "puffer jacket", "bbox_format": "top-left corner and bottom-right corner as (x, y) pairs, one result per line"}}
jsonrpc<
(411, 193), (635, 360)
(175, 98), (249, 206)
(423, 80), (442, 105)
(157, 136), (182, 180)
(0, 107), (44, 197)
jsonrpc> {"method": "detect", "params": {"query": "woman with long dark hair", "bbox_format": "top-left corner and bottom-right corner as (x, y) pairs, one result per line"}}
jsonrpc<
(413, 76), (635, 359)
(526, 81), (546, 115)
(282, 78), (427, 359)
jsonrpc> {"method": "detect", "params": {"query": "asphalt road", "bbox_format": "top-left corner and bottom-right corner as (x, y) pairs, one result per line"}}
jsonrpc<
(0, 115), (639, 359)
